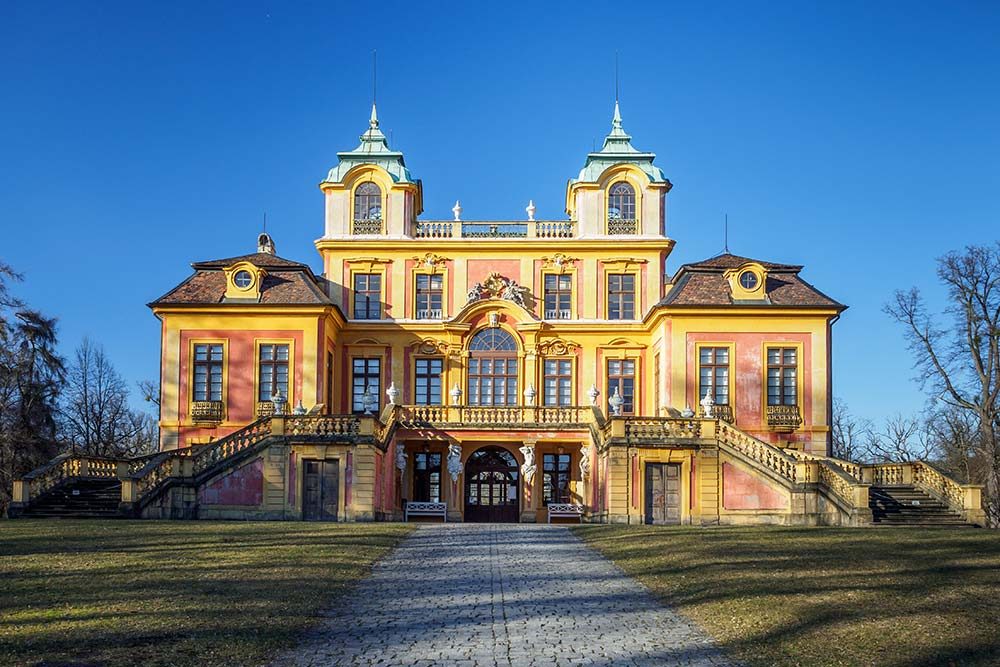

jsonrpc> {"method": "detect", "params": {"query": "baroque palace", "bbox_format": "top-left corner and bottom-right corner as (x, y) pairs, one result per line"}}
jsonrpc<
(10, 104), (985, 526)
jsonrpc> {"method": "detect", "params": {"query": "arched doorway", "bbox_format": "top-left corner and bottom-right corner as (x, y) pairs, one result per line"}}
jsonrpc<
(464, 446), (520, 523)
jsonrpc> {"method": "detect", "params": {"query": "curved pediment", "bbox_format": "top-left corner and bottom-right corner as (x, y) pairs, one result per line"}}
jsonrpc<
(450, 297), (539, 327)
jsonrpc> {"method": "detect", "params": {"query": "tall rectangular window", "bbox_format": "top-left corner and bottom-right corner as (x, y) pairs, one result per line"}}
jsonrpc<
(698, 347), (730, 405)
(767, 347), (797, 406)
(607, 358), (636, 415)
(543, 274), (572, 319)
(607, 274), (635, 320)
(415, 274), (444, 318)
(258, 343), (290, 402)
(414, 358), (443, 405)
(193, 343), (223, 402)
(351, 357), (381, 413)
(353, 273), (382, 319)
(543, 359), (573, 406)
(543, 453), (571, 505)
(413, 452), (441, 502)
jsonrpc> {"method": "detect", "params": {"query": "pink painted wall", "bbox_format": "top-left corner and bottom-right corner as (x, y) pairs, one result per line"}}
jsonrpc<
(176, 328), (306, 448)
(467, 259), (520, 288)
(198, 459), (264, 506)
(684, 332), (813, 430)
(722, 462), (788, 510)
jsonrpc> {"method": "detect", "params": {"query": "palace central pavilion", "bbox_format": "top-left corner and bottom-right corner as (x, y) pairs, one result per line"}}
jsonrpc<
(10, 103), (986, 527)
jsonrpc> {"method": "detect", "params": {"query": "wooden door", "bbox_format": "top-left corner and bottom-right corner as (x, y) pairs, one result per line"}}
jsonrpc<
(303, 459), (339, 521)
(645, 463), (681, 525)
(464, 447), (520, 523)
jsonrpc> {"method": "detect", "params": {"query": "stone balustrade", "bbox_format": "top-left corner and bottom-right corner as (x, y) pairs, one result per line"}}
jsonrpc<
(412, 220), (576, 239)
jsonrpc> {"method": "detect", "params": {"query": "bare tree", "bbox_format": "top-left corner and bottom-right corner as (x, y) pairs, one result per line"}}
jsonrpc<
(831, 398), (870, 462)
(885, 243), (1000, 526)
(863, 413), (937, 463)
(61, 338), (155, 458)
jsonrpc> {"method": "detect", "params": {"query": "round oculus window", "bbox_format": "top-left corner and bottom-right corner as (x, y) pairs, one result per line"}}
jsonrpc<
(739, 270), (759, 291)
(234, 270), (254, 289)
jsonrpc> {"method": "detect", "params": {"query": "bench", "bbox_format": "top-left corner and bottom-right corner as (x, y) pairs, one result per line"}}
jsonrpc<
(547, 503), (585, 523)
(405, 501), (448, 522)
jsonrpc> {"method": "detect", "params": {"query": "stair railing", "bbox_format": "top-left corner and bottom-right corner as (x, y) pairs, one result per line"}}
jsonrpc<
(14, 454), (130, 505)
(122, 418), (274, 509)
(861, 461), (985, 524)
(716, 421), (800, 483)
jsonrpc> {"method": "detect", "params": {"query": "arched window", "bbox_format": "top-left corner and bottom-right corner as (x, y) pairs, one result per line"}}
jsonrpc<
(469, 328), (518, 352)
(467, 328), (518, 405)
(607, 182), (635, 221)
(352, 182), (383, 234)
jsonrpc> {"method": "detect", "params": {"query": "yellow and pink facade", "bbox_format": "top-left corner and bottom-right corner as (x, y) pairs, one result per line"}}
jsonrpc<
(143, 102), (857, 525)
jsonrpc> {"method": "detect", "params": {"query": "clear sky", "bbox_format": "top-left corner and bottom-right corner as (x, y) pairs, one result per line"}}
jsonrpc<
(2, 1), (998, 424)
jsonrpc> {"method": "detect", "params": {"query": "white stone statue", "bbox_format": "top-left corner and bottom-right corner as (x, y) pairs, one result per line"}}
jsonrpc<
(700, 376), (715, 418)
(587, 384), (600, 406)
(447, 444), (463, 482)
(386, 382), (399, 406)
(452, 200), (463, 222)
(579, 444), (591, 480)
(395, 444), (407, 472)
(466, 282), (483, 305)
(526, 200), (536, 221)
(608, 386), (624, 416)
(502, 280), (525, 306)
(519, 444), (537, 486)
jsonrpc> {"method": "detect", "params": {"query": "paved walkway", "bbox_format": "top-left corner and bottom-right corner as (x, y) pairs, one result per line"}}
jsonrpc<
(271, 524), (736, 667)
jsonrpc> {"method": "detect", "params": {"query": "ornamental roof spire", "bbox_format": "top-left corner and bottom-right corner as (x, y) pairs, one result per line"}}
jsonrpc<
(571, 101), (668, 184)
(321, 103), (417, 185)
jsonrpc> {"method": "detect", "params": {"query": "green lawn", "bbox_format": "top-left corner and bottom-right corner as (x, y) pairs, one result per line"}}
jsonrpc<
(575, 525), (1000, 667)
(0, 520), (412, 667)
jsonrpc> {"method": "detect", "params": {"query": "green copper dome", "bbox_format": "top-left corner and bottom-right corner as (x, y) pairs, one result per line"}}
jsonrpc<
(322, 104), (417, 185)
(572, 102), (667, 184)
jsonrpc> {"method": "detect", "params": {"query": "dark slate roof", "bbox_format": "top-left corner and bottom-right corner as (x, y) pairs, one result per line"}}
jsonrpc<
(191, 252), (308, 270)
(150, 253), (331, 307)
(659, 253), (844, 309)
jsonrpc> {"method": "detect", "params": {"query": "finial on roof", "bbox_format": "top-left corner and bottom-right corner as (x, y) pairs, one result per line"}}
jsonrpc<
(526, 200), (536, 221)
(258, 232), (276, 255)
(369, 102), (379, 129)
(452, 200), (463, 222)
(608, 100), (627, 138)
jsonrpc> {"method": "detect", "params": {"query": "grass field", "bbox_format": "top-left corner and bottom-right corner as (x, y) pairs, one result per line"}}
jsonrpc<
(0, 520), (412, 667)
(575, 525), (1000, 667)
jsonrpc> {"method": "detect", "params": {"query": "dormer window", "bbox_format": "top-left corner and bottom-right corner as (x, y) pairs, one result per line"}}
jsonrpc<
(353, 182), (383, 234)
(607, 182), (637, 235)
(739, 270), (759, 291)
(233, 270), (254, 289)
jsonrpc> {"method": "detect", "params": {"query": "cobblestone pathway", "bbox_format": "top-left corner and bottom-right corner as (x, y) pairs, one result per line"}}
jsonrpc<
(271, 524), (737, 667)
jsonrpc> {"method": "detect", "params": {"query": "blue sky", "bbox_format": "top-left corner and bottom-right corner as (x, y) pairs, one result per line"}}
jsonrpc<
(2, 1), (998, 423)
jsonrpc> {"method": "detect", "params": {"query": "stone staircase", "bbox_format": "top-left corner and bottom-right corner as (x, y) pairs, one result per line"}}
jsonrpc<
(869, 486), (976, 528)
(17, 479), (123, 519)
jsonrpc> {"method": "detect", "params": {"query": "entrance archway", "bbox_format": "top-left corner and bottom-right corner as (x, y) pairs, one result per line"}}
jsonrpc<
(464, 446), (520, 523)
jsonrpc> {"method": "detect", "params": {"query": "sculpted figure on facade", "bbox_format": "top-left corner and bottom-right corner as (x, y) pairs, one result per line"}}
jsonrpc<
(502, 280), (525, 306)
(466, 283), (483, 305)
(447, 443), (463, 482)
(519, 443), (537, 485)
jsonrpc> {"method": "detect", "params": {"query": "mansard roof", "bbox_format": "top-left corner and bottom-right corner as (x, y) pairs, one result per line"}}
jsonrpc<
(321, 103), (417, 185)
(572, 102), (669, 185)
(659, 253), (844, 309)
(150, 252), (331, 307)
